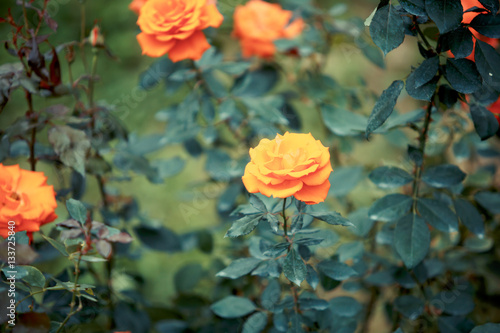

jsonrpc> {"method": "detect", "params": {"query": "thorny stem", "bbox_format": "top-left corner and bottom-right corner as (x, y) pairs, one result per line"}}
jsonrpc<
(25, 90), (37, 171)
(88, 50), (99, 109)
(282, 197), (288, 238)
(80, 3), (88, 71)
(414, 18), (433, 51)
(412, 98), (434, 213)
(22, 0), (29, 33)
(56, 248), (84, 333)
(282, 198), (300, 315)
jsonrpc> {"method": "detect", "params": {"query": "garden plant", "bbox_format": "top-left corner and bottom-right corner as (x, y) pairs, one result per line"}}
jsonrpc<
(0, 0), (500, 332)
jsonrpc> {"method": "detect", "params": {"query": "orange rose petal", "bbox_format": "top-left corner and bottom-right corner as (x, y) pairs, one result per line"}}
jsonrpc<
(242, 170), (261, 193)
(301, 164), (333, 186)
(283, 18), (305, 39)
(137, 32), (176, 58)
(293, 180), (331, 205)
(199, 4), (224, 29)
(167, 30), (211, 62)
(256, 179), (303, 199)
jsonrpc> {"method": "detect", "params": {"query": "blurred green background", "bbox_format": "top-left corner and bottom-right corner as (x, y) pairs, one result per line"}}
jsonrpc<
(0, 0), (422, 308)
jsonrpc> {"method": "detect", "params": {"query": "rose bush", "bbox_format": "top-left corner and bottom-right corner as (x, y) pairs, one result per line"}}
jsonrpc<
(242, 132), (332, 205)
(232, 0), (304, 58)
(0, 164), (57, 240)
(135, 0), (223, 61)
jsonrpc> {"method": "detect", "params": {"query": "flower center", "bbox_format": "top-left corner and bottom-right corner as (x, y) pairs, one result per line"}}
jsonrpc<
(9, 192), (20, 201)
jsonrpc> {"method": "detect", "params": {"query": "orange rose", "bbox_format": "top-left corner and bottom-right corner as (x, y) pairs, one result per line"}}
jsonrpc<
(242, 132), (332, 205)
(136, 0), (224, 62)
(232, 0), (304, 58)
(449, 0), (499, 61)
(129, 0), (147, 15)
(0, 164), (57, 239)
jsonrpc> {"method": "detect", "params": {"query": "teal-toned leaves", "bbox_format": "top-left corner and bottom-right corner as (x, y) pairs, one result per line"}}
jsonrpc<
(308, 211), (353, 226)
(440, 27), (474, 59)
(445, 59), (482, 94)
(329, 296), (362, 317)
(413, 57), (441, 88)
(306, 265), (319, 290)
(369, 166), (413, 189)
(211, 296), (257, 318)
(134, 225), (181, 252)
(317, 259), (358, 281)
(225, 214), (263, 238)
(65, 198), (87, 225)
(369, 3), (405, 55)
(40, 234), (68, 256)
(394, 295), (424, 320)
(261, 279), (281, 310)
(298, 298), (329, 311)
(417, 198), (458, 232)
(365, 80), (404, 138)
(454, 199), (485, 237)
(474, 40), (500, 92)
(368, 194), (413, 222)
(242, 312), (268, 333)
(422, 164), (466, 188)
(399, 0), (426, 16)
(470, 104), (500, 141)
(470, 14), (500, 39)
(425, 0), (463, 34)
(174, 263), (203, 293)
(20, 265), (46, 288)
(139, 57), (175, 90)
(232, 67), (278, 97)
(478, 0), (499, 13)
(355, 37), (385, 69)
(216, 258), (261, 279)
(431, 291), (475, 315)
(328, 166), (364, 197)
(474, 191), (500, 214)
(471, 323), (500, 333)
(283, 248), (307, 286)
(321, 105), (367, 136)
(394, 214), (430, 268)
(406, 71), (438, 101)
(249, 195), (267, 213)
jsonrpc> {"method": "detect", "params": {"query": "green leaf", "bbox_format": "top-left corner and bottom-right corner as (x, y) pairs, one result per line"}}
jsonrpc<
(329, 296), (362, 317)
(470, 104), (500, 141)
(40, 234), (69, 256)
(298, 298), (329, 310)
(453, 199), (485, 237)
(79, 255), (107, 262)
(440, 27), (474, 59)
(406, 72), (438, 101)
(283, 248), (307, 286)
(261, 279), (281, 310)
(394, 213), (430, 268)
(417, 198), (458, 232)
(399, 0), (426, 16)
(471, 323), (500, 333)
(231, 67), (278, 97)
(368, 194), (413, 222)
(214, 62), (251, 76)
(317, 259), (358, 281)
(413, 56), (440, 88)
(174, 263), (203, 293)
(474, 191), (500, 214)
(21, 266), (46, 288)
(211, 296), (256, 318)
(368, 166), (413, 189)
(139, 57), (175, 90)
(355, 38), (385, 69)
(306, 265), (319, 290)
(394, 295), (424, 320)
(474, 40), (500, 93)
(152, 157), (186, 178)
(242, 312), (267, 333)
(347, 207), (375, 237)
(308, 211), (353, 226)
(328, 166), (364, 197)
(422, 164), (466, 188)
(216, 258), (261, 279)
(470, 14), (500, 38)
(134, 225), (181, 252)
(478, 0), (499, 13)
(369, 3), (405, 55)
(225, 214), (263, 238)
(425, 0), (463, 34)
(445, 58), (482, 94)
(365, 80), (404, 138)
(48, 125), (90, 175)
(65, 199), (87, 225)
(249, 195), (267, 212)
(321, 105), (367, 136)
(432, 291), (474, 315)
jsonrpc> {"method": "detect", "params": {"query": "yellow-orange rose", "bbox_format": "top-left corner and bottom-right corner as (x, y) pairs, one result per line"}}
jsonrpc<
(136, 0), (224, 62)
(232, 0), (304, 58)
(242, 132), (332, 205)
(0, 164), (57, 240)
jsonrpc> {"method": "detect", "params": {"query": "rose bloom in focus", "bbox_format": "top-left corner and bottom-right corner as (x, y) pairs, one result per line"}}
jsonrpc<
(232, 0), (304, 58)
(450, 0), (500, 60)
(242, 132), (332, 205)
(0, 164), (57, 240)
(135, 0), (223, 62)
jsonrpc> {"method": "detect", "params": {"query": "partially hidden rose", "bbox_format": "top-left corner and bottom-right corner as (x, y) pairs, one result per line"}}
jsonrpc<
(0, 164), (57, 239)
(232, 0), (304, 58)
(129, 0), (147, 14)
(136, 0), (224, 62)
(487, 97), (500, 126)
(242, 132), (332, 205)
(449, 0), (499, 61)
